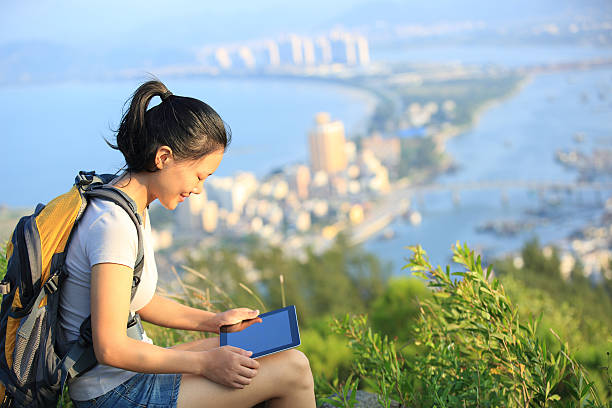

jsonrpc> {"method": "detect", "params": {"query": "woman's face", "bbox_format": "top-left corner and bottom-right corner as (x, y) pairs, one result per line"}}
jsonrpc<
(153, 148), (224, 210)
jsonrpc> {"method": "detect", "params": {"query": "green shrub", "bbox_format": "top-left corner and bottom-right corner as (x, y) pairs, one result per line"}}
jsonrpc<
(0, 242), (7, 282)
(494, 240), (612, 399)
(370, 277), (430, 342)
(328, 243), (607, 407)
(300, 316), (353, 383)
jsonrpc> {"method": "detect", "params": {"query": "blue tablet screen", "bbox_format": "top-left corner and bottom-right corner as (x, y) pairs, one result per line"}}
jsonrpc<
(221, 305), (300, 358)
(226, 312), (291, 351)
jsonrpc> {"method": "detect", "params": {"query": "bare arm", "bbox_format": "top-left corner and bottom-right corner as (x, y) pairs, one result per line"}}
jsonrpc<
(90, 263), (259, 387)
(137, 293), (217, 332)
(137, 293), (261, 334)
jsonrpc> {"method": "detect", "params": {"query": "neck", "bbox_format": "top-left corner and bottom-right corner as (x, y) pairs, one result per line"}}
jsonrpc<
(110, 171), (152, 216)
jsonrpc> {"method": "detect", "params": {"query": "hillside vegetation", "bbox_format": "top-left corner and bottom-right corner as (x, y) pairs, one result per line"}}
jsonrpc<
(0, 237), (610, 406)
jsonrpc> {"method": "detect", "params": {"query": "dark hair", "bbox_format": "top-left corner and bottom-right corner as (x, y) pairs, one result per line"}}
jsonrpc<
(108, 80), (231, 172)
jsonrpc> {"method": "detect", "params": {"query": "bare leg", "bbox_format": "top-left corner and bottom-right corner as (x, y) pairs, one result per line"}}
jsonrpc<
(177, 348), (315, 408)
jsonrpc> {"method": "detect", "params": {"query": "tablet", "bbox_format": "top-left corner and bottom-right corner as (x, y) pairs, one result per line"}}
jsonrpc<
(220, 305), (300, 359)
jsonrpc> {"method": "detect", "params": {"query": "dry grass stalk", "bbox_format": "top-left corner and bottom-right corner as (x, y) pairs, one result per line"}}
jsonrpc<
(238, 282), (267, 312)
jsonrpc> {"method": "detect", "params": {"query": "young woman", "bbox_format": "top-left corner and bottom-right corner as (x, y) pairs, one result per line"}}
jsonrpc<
(58, 80), (316, 408)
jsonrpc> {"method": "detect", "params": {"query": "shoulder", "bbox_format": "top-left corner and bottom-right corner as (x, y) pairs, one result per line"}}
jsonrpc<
(78, 198), (141, 267)
(82, 198), (139, 240)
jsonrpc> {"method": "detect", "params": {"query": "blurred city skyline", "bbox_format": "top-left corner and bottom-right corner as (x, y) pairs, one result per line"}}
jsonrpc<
(2, 0), (611, 86)
(1, 1), (611, 271)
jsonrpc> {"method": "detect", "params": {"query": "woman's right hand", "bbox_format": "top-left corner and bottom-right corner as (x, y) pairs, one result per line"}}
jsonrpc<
(200, 346), (260, 388)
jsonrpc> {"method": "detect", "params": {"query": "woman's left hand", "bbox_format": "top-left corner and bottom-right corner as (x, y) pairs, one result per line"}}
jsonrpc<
(211, 308), (261, 333)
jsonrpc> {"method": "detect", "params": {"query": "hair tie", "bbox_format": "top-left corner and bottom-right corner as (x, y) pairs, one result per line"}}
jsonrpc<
(160, 91), (173, 102)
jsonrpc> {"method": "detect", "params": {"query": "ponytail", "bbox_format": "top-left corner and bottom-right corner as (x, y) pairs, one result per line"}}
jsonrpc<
(108, 79), (231, 172)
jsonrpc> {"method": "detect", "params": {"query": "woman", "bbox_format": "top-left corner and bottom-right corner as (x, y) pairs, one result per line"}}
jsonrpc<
(58, 80), (316, 408)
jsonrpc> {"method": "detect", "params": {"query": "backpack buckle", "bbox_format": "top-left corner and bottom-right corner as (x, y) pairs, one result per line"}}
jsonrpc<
(43, 274), (60, 295)
(76, 171), (103, 191)
(0, 281), (10, 295)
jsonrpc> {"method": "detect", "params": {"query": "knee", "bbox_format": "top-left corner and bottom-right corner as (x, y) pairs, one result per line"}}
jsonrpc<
(283, 349), (314, 390)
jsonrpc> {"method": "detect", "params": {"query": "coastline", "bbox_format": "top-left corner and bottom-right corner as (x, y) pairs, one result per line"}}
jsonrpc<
(467, 75), (534, 132)
(433, 74), (535, 149)
(365, 66), (612, 271)
(2, 68), (609, 262)
(0, 72), (541, 246)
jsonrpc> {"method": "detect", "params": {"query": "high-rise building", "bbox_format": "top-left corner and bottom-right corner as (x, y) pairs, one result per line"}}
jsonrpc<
(205, 177), (233, 212)
(362, 133), (401, 166)
(175, 191), (206, 231)
(214, 47), (232, 69)
(265, 40), (280, 67)
(286, 164), (311, 200)
(277, 35), (303, 65)
(328, 31), (370, 66)
(355, 35), (370, 65)
(201, 200), (219, 233)
(329, 31), (356, 65)
(237, 46), (256, 69)
(315, 37), (333, 65)
(308, 112), (347, 174)
(295, 165), (311, 199)
(302, 38), (316, 66)
(205, 172), (258, 214)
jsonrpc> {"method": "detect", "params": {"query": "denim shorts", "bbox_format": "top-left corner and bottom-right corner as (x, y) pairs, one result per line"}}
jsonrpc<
(73, 373), (182, 408)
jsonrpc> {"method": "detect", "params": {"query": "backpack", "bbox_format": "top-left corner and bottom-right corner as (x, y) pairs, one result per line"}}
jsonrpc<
(0, 171), (145, 408)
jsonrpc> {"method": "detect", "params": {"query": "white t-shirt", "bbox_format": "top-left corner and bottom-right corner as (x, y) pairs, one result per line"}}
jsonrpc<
(58, 196), (158, 401)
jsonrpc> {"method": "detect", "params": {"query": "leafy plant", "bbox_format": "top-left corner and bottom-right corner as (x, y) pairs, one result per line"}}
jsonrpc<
(330, 314), (412, 407)
(0, 242), (7, 282)
(330, 243), (606, 407)
(316, 373), (360, 408)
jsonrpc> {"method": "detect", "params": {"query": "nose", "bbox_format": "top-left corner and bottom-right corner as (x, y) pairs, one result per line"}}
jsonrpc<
(192, 183), (203, 195)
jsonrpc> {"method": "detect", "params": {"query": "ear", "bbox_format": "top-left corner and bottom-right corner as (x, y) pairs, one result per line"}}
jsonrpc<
(155, 146), (174, 170)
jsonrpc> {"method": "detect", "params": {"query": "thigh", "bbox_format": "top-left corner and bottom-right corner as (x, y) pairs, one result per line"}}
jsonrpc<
(177, 349), (302, 408)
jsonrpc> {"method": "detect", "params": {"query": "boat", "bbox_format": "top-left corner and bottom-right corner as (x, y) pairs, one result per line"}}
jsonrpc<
(378, 227), (395, 241)
(409, 211), (422, 226)
(573, 132), (586, 143)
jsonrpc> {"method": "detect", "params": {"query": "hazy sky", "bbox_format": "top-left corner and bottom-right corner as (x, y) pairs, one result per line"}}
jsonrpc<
(2, 0), (609, 76)
(0, 1), (371, 49)
(3, 0), (610, 53)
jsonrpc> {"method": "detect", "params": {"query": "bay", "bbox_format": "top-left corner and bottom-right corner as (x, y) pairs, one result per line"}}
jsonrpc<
(371, 44), (612, 67)
(0, 78), (375, 207)
(365, 67), (612, 270)
(2, 46), (611, 275)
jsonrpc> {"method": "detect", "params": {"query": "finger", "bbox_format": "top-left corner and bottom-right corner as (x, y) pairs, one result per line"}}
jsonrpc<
(238, 366), (258, 379)
(220, 322), (242, 333)
(234, 375), (252, 386)
(231, 381), (245, 389)
(241, 357), (260, 370)
(239, 317), (262, 330)
(224, 346), (253, 357)
(222, 314), (243, 326)
(227, 377), (247, 388)
(236, 308), (259, 317)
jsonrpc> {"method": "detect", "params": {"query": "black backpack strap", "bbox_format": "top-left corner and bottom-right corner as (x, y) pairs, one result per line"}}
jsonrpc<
(60, 315), (146, 383)
(83, 186), (145, 291)
(61, 178), (147, 381)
